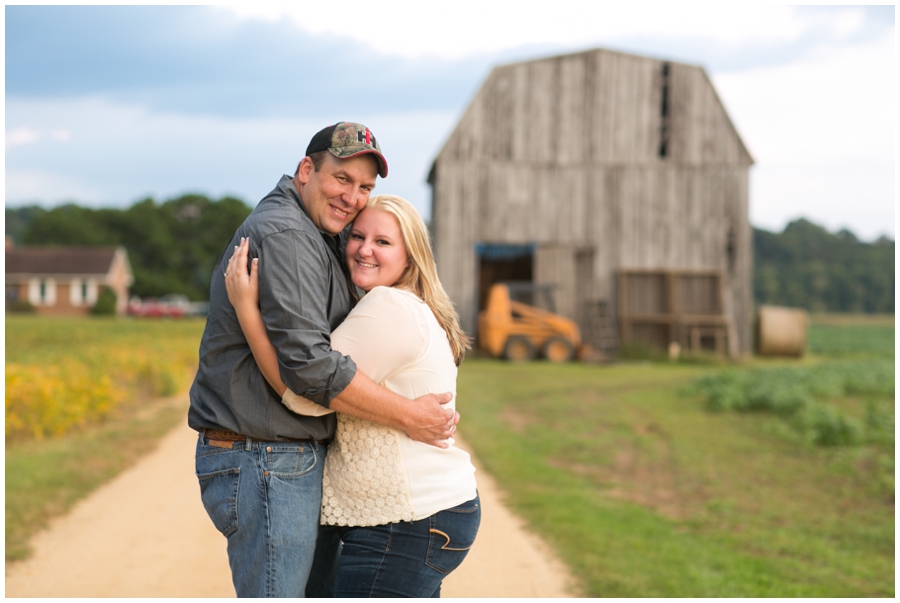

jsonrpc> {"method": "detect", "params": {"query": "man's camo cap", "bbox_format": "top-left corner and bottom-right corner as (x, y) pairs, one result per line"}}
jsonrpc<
(306, 122), (388, 178)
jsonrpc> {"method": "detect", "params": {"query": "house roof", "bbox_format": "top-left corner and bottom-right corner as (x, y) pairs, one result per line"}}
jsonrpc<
(6, 246), (124, 277)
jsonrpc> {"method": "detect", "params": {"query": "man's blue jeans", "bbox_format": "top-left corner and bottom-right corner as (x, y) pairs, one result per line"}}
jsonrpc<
(195, 431), (325, 597)
(330, 494), (481, 597)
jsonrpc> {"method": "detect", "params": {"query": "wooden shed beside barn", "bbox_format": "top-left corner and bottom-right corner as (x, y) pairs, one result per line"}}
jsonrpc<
(428, 47), (754, 357)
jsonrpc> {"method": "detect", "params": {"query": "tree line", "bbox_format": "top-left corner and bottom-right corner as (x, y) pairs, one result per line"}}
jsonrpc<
(5, 200), (895, 313)
(6, 196), (252, 301)
(754, 219), (894, 313)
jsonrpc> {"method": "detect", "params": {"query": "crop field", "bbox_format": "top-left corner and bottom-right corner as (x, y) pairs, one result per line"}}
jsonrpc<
(5, 315), (206, 561)
(455, 316), (894, 597)
(5, 316), (205, 442)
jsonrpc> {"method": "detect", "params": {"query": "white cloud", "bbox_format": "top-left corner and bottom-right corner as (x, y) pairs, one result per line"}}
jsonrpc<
(6, 127), (74, 149)
(6, 127), (42, 149)
(827, 8), (866, 39)
(714, 30), (893, 162)
(6, 167), (103, 203)
(712, 29), (894, 240)
(215, 3), (865, 60)
(50, 129), (73, 142)
(6, 4), (893, 241)
(750, 163), (894, 240)
(5, 95), (456, 219)
(6, 96), (315, 205)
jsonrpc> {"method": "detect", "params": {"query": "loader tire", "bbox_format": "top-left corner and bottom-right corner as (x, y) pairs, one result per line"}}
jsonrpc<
(542, 336), (575, 362)
(503, 336), (536, 362)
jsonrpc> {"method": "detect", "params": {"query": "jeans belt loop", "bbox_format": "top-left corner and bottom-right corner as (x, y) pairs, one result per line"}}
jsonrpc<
(245, 435), (252, 451)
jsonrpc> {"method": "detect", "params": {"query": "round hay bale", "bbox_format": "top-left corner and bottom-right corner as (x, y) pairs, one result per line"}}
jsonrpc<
(756, 305), (809, 357)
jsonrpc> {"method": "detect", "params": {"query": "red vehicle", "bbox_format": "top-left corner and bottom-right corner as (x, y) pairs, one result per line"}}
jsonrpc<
(127, 297), (186, 318)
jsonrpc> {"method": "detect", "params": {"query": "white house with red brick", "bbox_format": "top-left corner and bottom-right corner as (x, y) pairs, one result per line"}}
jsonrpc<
(5, 241), (134, 315)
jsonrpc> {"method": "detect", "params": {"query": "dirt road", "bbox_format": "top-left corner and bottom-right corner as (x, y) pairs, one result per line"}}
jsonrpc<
(5, 399), (575, 598)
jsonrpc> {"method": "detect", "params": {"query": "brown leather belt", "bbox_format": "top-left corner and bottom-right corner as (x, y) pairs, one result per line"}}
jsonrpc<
(204, 428), (327, 447)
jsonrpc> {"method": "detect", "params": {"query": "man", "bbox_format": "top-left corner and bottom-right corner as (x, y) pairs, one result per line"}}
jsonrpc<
(188, 122), (457, 598)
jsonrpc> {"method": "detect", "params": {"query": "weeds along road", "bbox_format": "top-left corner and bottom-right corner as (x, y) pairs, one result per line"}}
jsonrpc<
(5, 397), (576, 598)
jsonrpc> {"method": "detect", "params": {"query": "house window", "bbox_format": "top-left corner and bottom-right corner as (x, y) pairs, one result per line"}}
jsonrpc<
(70, 278), (99, 306)
(28, 278), (57, 306)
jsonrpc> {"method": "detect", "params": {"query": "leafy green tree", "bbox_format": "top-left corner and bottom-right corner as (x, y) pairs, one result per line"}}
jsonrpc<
(754, 219), (894, 313)
(23, 204), (120, 246)
(10, 195), (252, 301)
(5, 206), (47, 245)
(11, 202), (892, 312)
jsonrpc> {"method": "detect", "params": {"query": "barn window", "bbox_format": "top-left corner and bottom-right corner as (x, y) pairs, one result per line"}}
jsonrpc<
(658, 62), (670, 159)
(726, 227), (737, 274)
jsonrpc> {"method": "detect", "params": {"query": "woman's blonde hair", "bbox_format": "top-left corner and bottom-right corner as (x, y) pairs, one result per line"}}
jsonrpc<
(364, 194), (471, 365)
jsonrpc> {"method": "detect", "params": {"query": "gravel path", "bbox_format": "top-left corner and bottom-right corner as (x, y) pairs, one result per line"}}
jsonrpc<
(5, 399), (575, 598)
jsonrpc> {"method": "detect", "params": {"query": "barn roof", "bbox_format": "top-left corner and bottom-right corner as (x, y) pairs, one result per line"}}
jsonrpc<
(431, 46), (753, 171)
(6, 246), (125, 277)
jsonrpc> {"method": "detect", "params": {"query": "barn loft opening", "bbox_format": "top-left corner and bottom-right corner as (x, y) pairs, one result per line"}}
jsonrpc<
(475, 243), (534, 313)
(658, 62), (670, 158)
(727, 226), (737, 274)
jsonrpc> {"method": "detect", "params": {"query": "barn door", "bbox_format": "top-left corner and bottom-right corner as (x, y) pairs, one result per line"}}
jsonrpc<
(474, 243), (535, 313)
(534, 245), (597, 338)
(534, 245), (578, 318)
(574, 248), (597, 344)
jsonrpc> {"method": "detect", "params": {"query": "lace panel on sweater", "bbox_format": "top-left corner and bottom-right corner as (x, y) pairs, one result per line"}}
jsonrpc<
(320, 413), (415, 526)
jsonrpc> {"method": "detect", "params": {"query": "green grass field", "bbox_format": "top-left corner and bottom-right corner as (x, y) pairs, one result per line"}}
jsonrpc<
(456, 316), (894, 597)
(5, 314), (895, 595)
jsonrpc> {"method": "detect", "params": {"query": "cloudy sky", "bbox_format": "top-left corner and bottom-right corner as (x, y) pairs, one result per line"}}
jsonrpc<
(5, 3), (895, 241)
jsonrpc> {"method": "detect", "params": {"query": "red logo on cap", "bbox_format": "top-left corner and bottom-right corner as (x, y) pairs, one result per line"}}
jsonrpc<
(357, 128), (376, 148)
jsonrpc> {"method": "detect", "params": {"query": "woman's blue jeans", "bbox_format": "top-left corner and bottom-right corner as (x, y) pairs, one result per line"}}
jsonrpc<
(323, 494), (481, 598)
(195, 432), (325, 598)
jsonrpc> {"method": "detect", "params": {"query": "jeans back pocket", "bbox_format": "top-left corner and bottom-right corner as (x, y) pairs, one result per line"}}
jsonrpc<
(425, 496), (481, 574)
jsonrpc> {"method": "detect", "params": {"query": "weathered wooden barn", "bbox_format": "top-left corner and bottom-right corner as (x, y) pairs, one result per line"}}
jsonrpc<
(428, 47), (754, 357)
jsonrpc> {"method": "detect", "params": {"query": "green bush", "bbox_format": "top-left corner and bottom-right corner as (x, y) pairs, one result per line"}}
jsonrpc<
(692, 361), (894, 446)
(6, 299), (36, 313)
(792, 404), (862, 446)
(616, 341), (668, 361)
(865, 400), (895, 446)
(90, 287), (118, 315)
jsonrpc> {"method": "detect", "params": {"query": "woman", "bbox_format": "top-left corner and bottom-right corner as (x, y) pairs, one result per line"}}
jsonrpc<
(224, 194), (479, 597)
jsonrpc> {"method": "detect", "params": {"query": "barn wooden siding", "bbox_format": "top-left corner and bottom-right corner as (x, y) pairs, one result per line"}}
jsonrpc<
(430, 48), (754, 356)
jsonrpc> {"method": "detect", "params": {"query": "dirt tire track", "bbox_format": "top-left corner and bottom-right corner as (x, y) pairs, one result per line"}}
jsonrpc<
(5, 398), (575, 598)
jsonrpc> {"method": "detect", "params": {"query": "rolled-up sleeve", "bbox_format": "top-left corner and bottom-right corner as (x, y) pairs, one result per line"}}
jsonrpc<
(257, 229), (357, 406)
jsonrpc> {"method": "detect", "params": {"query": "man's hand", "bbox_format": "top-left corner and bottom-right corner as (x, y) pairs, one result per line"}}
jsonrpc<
(330, 374), (461, 449)
(403, 392), (459, 449)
